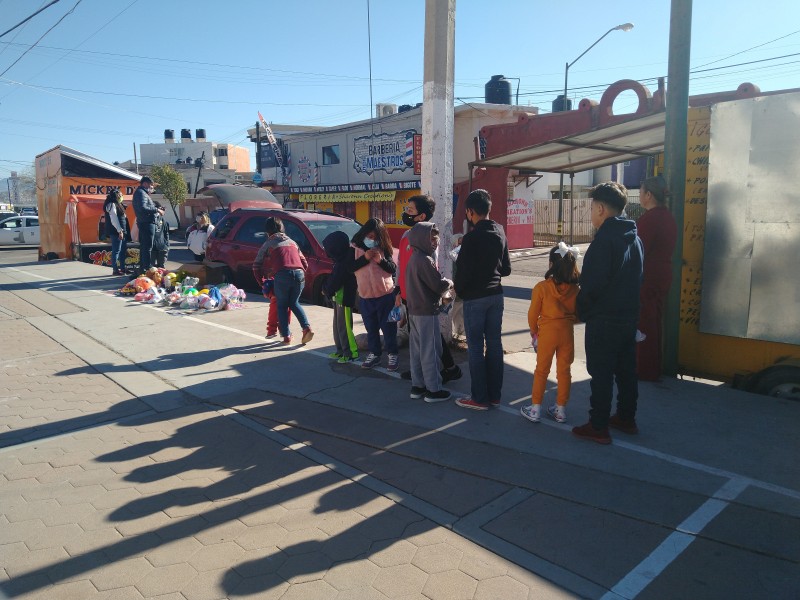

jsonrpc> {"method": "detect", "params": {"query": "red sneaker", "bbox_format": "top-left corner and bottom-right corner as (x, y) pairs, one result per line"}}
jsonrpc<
(609, 414), (639, 434)
(455, 397), (490, 411)
(572, 422), (612, 445)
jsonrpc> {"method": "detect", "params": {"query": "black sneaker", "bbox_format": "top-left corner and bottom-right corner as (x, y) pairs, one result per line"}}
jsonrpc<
(424, 389), (452, 403)
(410, 386), (427, 399)
(441, 365), (462, 383)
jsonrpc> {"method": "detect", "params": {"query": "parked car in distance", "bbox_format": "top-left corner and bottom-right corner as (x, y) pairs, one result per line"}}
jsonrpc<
(205, 208), (362, 305)
(20, 207), (38, 216)
(0, 215), (39, 245)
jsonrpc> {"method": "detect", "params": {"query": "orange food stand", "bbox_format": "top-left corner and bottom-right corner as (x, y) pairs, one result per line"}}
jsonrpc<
(35, 145), (141, 261)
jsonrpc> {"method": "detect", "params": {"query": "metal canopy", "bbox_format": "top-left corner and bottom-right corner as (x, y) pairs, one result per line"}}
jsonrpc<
(472, 111), (667, 174)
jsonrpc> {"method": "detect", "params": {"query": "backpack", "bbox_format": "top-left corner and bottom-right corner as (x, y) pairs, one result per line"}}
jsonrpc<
(98, 213), (108, 241)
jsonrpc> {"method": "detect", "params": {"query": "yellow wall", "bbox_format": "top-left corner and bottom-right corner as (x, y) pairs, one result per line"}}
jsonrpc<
(677, 107), (800, 381)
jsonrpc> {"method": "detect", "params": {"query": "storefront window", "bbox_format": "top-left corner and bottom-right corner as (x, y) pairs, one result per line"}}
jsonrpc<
(333, 203), (356, 220)
(370, 201), (396, 225)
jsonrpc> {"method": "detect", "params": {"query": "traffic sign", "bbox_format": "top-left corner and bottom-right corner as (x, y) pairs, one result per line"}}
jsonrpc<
(252, 173), (263, 184)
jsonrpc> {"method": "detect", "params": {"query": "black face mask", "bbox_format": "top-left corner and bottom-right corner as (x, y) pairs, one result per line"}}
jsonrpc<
(401, 213), (418, 227)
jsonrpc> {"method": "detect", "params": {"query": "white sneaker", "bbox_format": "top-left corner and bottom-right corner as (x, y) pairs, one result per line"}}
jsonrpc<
(547, 404), (567, 423)
(520, 404), (541, 423)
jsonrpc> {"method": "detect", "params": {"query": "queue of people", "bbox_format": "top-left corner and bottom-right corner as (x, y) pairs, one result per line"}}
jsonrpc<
(116, 175), (667, 445)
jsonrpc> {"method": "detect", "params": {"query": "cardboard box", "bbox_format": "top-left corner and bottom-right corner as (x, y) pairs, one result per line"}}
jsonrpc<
(178, 261), (229, 287)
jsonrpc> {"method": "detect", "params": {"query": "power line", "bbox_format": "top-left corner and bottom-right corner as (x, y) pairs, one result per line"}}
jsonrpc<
(0, 0), (61, 39)
(0, 0), (81, 78)
(693, 29), (800, 69)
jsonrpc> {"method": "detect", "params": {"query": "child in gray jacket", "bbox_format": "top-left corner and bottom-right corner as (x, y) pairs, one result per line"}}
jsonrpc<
(405, 222), (453, 403)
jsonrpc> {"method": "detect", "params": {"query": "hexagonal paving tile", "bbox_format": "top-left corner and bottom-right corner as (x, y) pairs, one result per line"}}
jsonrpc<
(278, 551), (333, 583)
(368, 540), (417, 568)
(411, 543), (463, 574)
(279, 579), (338, 600)
(144, 537), (203, 568)
(474, 575), (532, 600)
(422, 569), (478, 599)
(90, 556), (153, 591)
(134, 562), (198, 598)
(188, 542), (247, 572)
(235, 523), (288, 550)
(323, 559), (381, 591)
(371, 563), (428, 598)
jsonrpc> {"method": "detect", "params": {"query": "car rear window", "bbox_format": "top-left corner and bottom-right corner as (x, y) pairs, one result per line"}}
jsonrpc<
(213, 216), (240, 240)
(304, 220), (362, 245)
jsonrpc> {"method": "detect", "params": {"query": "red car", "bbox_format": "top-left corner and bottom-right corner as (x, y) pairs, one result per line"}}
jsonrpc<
(205, 208), (362, 304)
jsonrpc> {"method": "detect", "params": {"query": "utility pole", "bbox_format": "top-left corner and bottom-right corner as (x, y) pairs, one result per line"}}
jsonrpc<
(662, 0), (693, 376)
(422, 0), (456, 340)
(193, 151), (205, 198)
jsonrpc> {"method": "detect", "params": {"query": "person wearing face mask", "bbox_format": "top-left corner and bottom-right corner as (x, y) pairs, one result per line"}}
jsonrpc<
(132, 176), (164, 273)
(351, 218), (398, 370)
(187, 212), (214, 261)
(395, 195), (462, 383)
(453, 189), (512, 411)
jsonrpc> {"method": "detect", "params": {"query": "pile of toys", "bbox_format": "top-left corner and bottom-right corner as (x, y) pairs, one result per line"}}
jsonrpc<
(119, 267), (245, 311)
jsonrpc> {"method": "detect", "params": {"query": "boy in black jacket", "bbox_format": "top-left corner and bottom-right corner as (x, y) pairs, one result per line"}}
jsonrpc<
(573, 182), (643, 444)
(322, 230), (359, 363)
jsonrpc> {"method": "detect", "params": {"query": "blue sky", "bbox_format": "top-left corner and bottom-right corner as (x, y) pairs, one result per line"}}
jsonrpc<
(1, 0), (798, 179)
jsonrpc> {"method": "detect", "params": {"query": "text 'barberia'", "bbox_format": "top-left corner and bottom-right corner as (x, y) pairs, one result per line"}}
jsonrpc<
(69, 185), (137, 195)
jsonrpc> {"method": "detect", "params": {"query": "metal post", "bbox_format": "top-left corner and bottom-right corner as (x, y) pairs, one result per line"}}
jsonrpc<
(255, 122), (262, 174)
(662, 0), (692, 376)
(569, 173), (575, 245)
(133, 143), (139, 175)
(557, 61), (569, 242)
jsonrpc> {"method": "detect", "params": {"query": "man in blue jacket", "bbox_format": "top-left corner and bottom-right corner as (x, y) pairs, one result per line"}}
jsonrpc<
(132, 176), (163, 272)
(573, 182), (643, 444)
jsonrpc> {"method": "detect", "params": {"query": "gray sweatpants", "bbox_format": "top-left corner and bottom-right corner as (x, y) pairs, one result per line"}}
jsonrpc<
(409, 314), (443, 392)
(332, 303), (358, 359)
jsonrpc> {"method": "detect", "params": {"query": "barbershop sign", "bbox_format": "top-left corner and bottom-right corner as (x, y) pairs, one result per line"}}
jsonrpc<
(353, 129), (416, 175)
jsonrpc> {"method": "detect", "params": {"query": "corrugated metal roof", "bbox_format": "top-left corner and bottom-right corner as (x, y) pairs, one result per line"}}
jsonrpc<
(472, 111), (666, 174)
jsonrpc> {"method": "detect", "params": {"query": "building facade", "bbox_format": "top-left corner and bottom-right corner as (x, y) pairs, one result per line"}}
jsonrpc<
(278, 102), (539, 246)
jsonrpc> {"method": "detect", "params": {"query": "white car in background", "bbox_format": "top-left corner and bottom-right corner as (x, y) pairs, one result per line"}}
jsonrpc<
(0, 215), (39, 245)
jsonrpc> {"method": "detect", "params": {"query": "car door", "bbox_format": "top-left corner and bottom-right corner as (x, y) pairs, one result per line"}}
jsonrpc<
(282, 219), (320, 301)
(24, 218), (40, 244)
(229, 216), (267, 289)
(0, 217), (24, 244)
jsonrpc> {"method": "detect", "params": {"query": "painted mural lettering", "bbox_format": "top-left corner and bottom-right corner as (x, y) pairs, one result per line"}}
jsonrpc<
(353, 130), (416, 175)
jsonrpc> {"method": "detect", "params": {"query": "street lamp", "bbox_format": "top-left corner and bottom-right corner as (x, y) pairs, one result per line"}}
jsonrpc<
(557, 22), (634, 242)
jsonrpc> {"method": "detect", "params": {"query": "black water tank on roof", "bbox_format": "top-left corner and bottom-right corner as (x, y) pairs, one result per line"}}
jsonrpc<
(196, 128), (206, 140)
(164, 129), (175, 141)
(180, 128), (191, 141)
(485, 75), (512, 104)
(398, 104), (413, 113)
(552, 94), (573, 113)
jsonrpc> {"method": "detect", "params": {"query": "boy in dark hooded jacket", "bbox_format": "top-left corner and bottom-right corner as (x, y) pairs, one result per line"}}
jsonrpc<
(406, 222), (453, 403)
(322, 230), (359, 363)
(572, 182), (643, 445)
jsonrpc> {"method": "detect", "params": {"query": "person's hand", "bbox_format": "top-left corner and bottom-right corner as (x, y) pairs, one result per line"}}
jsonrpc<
(394, 294), (402, 308)
(118, 231), (124, 240)
(531, 333), (538, 353)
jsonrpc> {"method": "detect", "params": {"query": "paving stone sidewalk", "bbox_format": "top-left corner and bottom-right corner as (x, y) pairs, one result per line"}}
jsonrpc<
(0, 286), (571, 599)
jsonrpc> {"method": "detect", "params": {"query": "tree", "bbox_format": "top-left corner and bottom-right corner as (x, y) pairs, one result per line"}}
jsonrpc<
(150, 164), (187, 228)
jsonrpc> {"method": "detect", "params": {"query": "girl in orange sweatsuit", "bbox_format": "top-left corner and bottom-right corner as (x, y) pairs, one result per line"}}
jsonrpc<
(521, 243), (580, 424)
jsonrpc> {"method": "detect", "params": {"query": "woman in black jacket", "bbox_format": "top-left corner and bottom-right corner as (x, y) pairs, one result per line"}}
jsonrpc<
(103, 190), (130, 275)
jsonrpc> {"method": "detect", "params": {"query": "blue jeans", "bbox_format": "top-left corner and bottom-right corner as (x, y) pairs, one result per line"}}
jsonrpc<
(463, 294), (505, 404)
(110, 235), (127, 272)
(585, 317), (638, 429)
(359, 293), (398, 356)
(138, 222), (155, 272)
(274, 269), (309, 337)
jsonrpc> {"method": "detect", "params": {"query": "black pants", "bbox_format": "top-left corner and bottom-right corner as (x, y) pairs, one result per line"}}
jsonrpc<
(138, 223), (155, 272)
(440, 333), (455, 370)
(585, 317), (638, 429)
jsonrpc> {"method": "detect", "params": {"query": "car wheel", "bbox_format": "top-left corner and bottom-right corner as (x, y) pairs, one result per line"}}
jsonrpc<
(754, 366), (800, 401)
